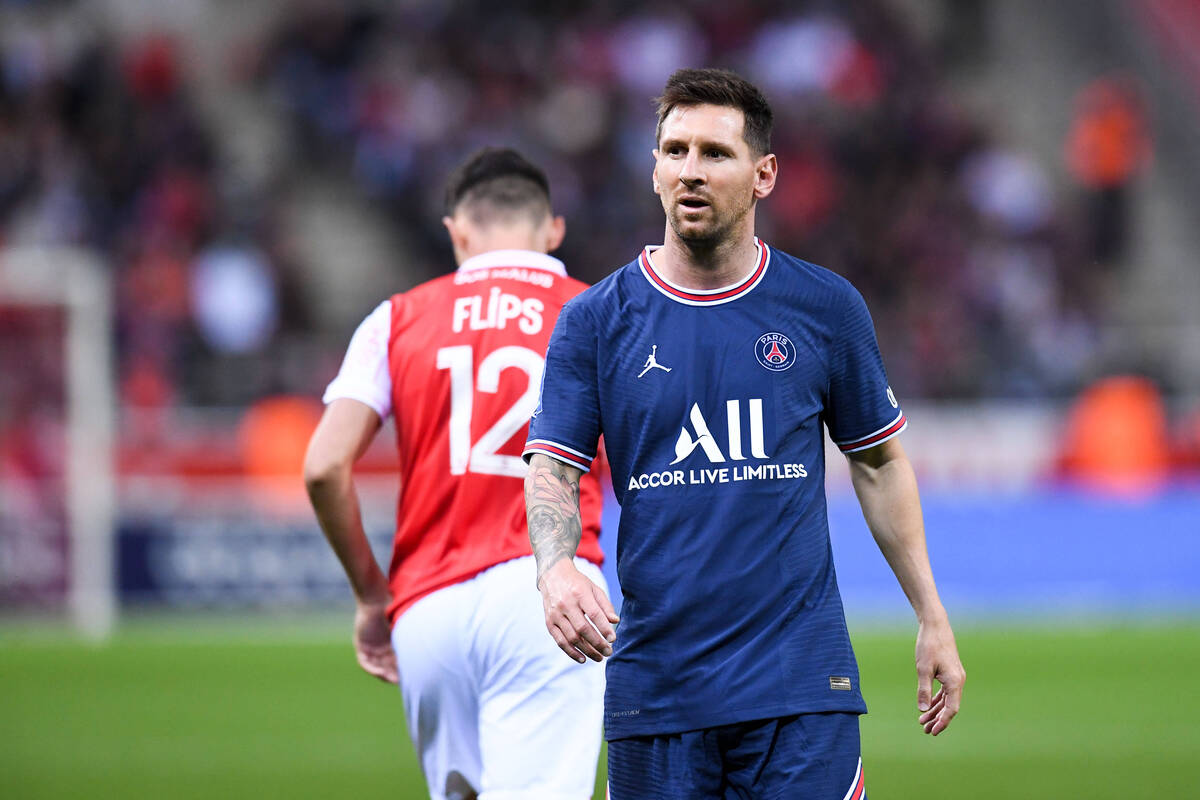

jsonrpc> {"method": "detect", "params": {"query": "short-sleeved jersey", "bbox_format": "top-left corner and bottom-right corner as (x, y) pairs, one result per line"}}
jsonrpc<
(325, 249), (604, 625)
(524, 240), (905, 740)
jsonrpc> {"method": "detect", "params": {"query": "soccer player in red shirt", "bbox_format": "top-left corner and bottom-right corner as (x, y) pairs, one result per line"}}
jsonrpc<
(304, 147), (612, 799)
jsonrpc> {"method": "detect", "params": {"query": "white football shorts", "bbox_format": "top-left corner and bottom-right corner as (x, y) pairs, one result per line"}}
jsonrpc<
(391, 555), (608, 800)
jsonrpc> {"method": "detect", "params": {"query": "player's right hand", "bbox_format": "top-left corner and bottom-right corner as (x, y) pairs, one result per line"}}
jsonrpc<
(354, 597), (399, 684)
(537, 559), (619, 664)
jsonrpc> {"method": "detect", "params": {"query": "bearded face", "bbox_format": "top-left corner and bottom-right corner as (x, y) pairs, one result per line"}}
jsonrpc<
(653, 104), (771, 250)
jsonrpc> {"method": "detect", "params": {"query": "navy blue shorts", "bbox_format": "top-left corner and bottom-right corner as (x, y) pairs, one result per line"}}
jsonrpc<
(607, 712), (866, 800)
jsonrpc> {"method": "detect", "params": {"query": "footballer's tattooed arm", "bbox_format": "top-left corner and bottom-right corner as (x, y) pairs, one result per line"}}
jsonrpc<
(525, 453), (584, 584)
(525, 453), (618, 663)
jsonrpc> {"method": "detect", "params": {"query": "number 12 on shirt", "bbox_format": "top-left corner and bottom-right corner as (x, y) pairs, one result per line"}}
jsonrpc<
(436, 344), (545, 478)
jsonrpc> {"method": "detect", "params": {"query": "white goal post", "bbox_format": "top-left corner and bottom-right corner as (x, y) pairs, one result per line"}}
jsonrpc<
(0, 246), (116, 638)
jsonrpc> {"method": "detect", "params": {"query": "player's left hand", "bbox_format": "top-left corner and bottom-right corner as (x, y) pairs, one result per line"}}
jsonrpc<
(915, 615), (965, 736)
(354, 597), (399, 684)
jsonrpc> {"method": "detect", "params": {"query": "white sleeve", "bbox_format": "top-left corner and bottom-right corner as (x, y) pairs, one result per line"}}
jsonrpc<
(322, 300), (393, 420)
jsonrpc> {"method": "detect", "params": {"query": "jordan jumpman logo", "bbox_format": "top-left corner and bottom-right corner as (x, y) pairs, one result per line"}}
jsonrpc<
(638, 345), (672, 378)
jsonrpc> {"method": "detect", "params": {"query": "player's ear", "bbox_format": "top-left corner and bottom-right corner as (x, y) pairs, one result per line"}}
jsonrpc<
(443, 215), (471, 264)
(443, 215), (467, 250)
(544, 215), (566, 253)
(651, 149), (661, 196)
(752, 153), (778, 200)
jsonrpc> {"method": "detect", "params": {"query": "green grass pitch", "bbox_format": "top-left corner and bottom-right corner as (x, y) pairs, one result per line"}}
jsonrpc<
(2, 617), (1197, 798)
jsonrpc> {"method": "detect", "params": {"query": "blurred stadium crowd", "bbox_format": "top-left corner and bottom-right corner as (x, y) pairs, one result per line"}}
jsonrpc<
(0, 20), (310, 409)
(3, 0), (1134, 412)
(264, 0), (1118, 400)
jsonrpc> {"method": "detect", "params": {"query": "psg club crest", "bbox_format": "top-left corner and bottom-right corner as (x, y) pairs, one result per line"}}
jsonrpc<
(755, 332), (795, 372)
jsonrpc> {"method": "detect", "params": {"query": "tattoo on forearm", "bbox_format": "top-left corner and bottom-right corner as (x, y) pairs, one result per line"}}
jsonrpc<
(525, 459), (583, 583)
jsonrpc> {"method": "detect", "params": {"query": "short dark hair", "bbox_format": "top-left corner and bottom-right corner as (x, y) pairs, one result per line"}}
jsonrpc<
(443, 147), (552, 223)
(654, 68), (773, 156)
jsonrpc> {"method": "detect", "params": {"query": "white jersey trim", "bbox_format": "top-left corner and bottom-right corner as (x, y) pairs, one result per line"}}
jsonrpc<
(458, 249), (567, 276)
(323, 300), (393, 419)
(638, 239), (770, 307)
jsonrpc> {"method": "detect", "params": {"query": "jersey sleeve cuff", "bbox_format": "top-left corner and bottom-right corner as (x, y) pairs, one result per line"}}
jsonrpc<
(322, 381), (391, 420)
(522, 439), (594, 472)
(834, 410), (907, 453)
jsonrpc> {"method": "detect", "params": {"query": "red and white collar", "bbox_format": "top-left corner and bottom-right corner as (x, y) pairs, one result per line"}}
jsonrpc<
(457, 249), (567, 276)
(638, 239), (770, 306)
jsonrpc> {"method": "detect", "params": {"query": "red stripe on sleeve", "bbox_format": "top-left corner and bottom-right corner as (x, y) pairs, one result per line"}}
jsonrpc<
(837, 414), (907, 453)
(523, 443), (593, 472)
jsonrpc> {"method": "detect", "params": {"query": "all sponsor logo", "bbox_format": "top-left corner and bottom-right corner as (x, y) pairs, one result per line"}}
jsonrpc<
(627, 398), (808, 491)
(670, 400), (767, 464)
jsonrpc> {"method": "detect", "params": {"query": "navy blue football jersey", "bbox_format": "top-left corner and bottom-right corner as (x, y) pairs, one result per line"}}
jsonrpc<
(525, 239), (906, 740)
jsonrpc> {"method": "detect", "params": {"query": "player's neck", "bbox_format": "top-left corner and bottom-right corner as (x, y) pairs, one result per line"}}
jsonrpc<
(654, 230), (760, 290)
(453, 226), (548, 265)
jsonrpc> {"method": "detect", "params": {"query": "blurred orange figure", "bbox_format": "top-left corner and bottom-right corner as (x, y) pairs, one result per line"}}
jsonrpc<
(240, 394), (323, 505)
(1059, 376), (1169, 493)
(1066, 77), (1151, 189)
(1065, 76), (1151, 264)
